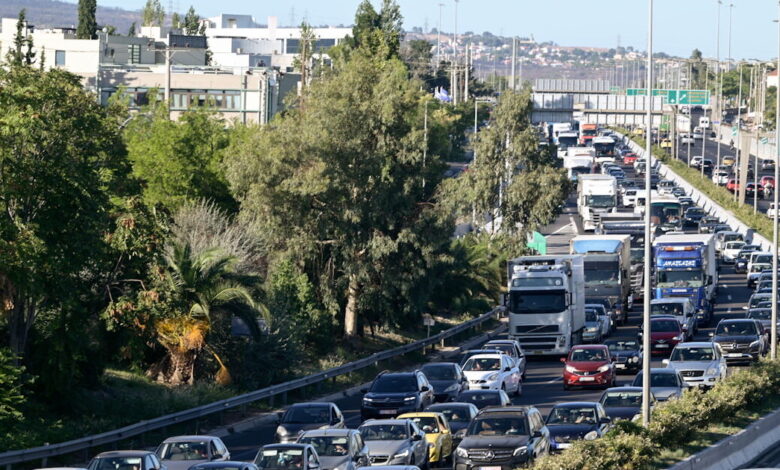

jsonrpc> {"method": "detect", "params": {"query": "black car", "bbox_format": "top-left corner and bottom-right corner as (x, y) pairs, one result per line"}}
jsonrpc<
(701, 159), (714, 174)
(426, 402), (480, 445)
(598, 386), (655, 421)
(683, 207), (706, 227)
(276, 402), (346, 443)
(710, 319), (768, 364)
(455, 389), (511, 410)
(544, 402), (612, 453)
(360, 371), (435, 420)
(735, 247), (760, 274)
(420, 362), (468, 402)
(671, 187), (686, 197)
(604, 339), (642, 374)
(745, 183), (765, 199)
(453, 406), (550, 470)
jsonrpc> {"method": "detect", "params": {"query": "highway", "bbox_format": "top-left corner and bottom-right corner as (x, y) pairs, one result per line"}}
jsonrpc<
(219, 161), (758, 465)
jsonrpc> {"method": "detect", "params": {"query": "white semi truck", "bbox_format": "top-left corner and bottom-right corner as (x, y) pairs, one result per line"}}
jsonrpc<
(563, 147), (595, 182)
(507, 255), (586, 356)
(577, 174), (618, 231)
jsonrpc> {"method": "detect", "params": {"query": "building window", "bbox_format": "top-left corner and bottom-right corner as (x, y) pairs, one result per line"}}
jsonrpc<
(314, 38), (336, 52)
(171, 90), (241, 111)
(55, 50), (66, 66)
(286, 39), (299, 54)
(128, 44), (141, 64)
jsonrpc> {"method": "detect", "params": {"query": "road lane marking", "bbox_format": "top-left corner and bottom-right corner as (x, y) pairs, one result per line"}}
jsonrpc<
(546, 223), (572, 238)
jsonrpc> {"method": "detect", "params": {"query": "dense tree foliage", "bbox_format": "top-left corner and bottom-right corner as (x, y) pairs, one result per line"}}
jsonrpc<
(77, 0), (97, 39)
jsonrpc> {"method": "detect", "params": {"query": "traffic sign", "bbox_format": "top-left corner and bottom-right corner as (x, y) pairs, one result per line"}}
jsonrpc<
(626, 88), (710, 105)
(732, 127), (738, 136)
(761, 137), (769, 144)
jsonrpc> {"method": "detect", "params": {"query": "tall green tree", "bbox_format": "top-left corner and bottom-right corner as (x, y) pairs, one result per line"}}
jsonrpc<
(225, 50), (452, 338)
(183, 6), (204, 35)
(142, 0), (165, 27)
(77, 0), (97, 39)
(337, 0), (403, 62)
(5, 10), (34, 66)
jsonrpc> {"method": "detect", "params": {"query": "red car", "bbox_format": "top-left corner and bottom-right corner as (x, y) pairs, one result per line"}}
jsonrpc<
(726, 179), (740, 193)
(623, 153), (638, 165)
(639, 316), (684, 355)
(561, 345), (616, 390)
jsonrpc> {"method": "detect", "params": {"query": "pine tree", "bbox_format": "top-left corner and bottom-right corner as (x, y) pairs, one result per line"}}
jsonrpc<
(77, 0), (97, 39)
(183, 6), (202, 36)
(128, 22), (136, 36)
(171, 12), (181, 29)
(142, 0), (165, 27)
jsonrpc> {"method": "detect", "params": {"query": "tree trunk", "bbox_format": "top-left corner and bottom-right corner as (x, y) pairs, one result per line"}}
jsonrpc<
(7, 294), (35, 366)
(152, 348), (198, 385)
(344, 273), (359, 338)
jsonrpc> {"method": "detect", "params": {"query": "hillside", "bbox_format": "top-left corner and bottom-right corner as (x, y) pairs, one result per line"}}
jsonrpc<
(0, 0), (140, 34)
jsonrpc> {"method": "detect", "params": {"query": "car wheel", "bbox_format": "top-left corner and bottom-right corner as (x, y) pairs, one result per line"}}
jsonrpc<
(563, 383), (570, 391)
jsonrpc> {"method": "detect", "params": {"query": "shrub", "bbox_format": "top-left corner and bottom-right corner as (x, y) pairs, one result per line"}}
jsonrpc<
(532, 431), (656, 470)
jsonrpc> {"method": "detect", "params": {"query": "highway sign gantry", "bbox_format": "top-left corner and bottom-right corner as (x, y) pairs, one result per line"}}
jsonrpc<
(626, 88), (710, 106)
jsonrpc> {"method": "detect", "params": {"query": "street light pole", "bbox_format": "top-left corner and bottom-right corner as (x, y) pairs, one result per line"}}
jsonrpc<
(772, 1), (780, 362)
(437, 3), (444, 68)
(642, 0), (654, 428)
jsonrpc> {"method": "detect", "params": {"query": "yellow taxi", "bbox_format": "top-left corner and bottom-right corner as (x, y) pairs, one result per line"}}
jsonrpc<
(398, 412), (453, 465)
(660, 138), (672, 149)
(631, 127), (645, 137)
(722, 155), (736, 167)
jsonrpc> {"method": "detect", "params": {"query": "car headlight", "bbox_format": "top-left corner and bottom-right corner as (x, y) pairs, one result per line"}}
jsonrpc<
(404, 396), (416, 402)
(445, 384), (460, 393)
(393, 449), (410, 459)
(706, 367), (718, 376)
(565, 365), (577, 373)
(455, 447), (468, 458)
(513, 446), (527, 456)
(583, 431), (599, 441)
(487, 373), (499, 381)
(276, 426), (288, 436)
(586, 326), (598, 333)
(750, 340), (761, 349)
(672, 336), (682, 341)
(597, 365), (610, 373)
(363, 397), (374, 403)
(631, 356), (639, 363)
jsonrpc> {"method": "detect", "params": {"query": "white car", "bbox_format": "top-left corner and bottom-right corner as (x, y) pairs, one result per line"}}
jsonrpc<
(721, 241), (746, 264)
(657, 180), (676, 195)
(712, 170), (730, 186)
(461, 353), (521, 394)
(663, 342), (727, 389)
(689, 156), (703, 168)
(157, 436), (231, 470)
(768, 202), (778, 219)
(681, 136), (695, 146)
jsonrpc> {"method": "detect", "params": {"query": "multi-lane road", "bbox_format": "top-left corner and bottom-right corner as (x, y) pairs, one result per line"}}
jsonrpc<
(219, 164), (757, 465)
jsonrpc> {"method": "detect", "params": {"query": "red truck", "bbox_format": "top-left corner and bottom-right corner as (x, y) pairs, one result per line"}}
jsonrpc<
(580, 123), (598, 146)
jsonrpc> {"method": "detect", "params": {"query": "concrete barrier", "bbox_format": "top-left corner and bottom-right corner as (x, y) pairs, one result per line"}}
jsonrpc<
(666, 406), (780, 470)
(617, 132), (772, 252)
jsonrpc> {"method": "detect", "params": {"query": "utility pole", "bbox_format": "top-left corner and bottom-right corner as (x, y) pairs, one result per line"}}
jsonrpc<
(511, 37), (517, 91)
(772, 1), (780, 361)
(642, 0), (654, 428)
(437, 3), (444, 68)
(735, 63), (743, 203)
(464, 43), (470, 101)
(728, 3), (734, 70)
(164, 47), (171, 118)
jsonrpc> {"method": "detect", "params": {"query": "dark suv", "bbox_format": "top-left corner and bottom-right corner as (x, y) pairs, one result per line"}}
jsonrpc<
(710, 319), (768, 364)
(453, 406), (550, 470)
(360, 371), (434, 420)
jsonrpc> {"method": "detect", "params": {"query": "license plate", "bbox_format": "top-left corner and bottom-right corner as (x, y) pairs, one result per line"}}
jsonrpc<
(579, 377), (595, 382)
(615, 363), (626, 369)
(727, 353), (744, 358)
(379, 409), (397, 415)
(557, 443), (571, 449)
(655, 344), (669, 348)
(479, 467), (502, 470)
(532, 351), (545, 355)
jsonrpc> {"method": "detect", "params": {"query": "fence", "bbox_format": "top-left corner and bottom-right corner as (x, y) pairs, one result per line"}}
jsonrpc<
(0, 307), (503, 469)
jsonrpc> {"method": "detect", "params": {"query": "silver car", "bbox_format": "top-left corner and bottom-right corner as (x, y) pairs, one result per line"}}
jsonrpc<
(583, 309), (604, 343)
(663, 342), (727, 389)
(157, 436), (230, 470)
(358, 419), (428, 468)
(631, 369), (687, 402)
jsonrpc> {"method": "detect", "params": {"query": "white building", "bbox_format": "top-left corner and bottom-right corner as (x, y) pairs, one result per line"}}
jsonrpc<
(203, 14), (351, 71)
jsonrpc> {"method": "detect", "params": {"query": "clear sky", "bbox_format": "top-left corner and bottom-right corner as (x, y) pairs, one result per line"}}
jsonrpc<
(83, 0), (775, 60)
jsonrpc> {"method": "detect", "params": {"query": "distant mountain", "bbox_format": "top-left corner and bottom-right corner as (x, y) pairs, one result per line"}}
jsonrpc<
(1, 0), (141, 35)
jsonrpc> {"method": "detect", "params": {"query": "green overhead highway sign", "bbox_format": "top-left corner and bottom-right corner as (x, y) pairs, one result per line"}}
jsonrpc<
(626, 88), (710, 105)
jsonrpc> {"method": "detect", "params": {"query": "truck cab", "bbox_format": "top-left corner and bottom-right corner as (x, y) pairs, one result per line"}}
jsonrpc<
(578, 175), (618, 231)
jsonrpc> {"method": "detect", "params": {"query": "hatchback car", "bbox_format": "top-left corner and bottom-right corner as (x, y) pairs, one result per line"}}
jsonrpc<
(561, 345), (616, 390)
(276, 403), (346, 443)
(254, 444), (321, 470)
(722, 241), (746, 264)
(297, 429), (369, 470)
(461, 354), (521, 395)
(650, 299), (696, 339)
(662, 342), (727, 389)
(630, 369), (687, 401)
(425, 402), (479, 446)
(361, 372), (434, 420)
(397, 412), (453, 465)
(604, 340), (642, 374)
(157, 436), (230, 470)
(89, 451), (166, 470)
(544, 402), (611, 452)
(483, 339), (527, 379)
(582, 308), (604, 343)
(358, 419), (428, 468)
(420, 363), (468, 403)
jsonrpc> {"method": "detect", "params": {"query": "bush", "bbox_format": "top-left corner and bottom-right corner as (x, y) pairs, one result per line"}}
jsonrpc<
(532, 431), (657, 470)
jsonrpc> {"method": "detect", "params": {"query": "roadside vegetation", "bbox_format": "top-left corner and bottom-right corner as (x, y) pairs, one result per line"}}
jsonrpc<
(0, 0), (568, 452)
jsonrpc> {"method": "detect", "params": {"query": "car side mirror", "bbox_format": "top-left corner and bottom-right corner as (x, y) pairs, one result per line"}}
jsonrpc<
(276, 411), (284, 424)
(532, 431), (543, 438)
(708, 332), (714, 337)
(560, 357), (566, 363)
(600, 417), (611, 424)
(421, 386), (430, 392)
(662, 359), (669, 366)
(360, 387), (368, 394)
(504, 367), (511, 372)
(412, 433), (423, 441)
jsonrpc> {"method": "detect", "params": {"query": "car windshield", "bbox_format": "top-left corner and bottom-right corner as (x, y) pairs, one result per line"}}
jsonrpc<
(651, 320), (680, 333)
(656, 270), (703, 288)
(755, 255), (774, 264)
(468, 417), (528, 436)
(407, 417), (440, 433)
(463, 357), (501, 372)
(633, 373), (679, 387)
(90, 457), (144, 470)
(749, 309), (772, 320)
(509, 291), (567, 314)
(371, 375), (417, 393)
(651, 303), (684, 316)
(546, 407), (597, 425)
(670, 347), (714, 362)
(585, 310), (597, 322)
(422, 364), (458, 380)
(725, 242), (745, 250)
(716, 322), (757, 336)
(430, 406), (470, 423)
(159, 442), (209, 460)
(750, 296), (770, 308)
(298, 436), (349, 457)
(283, 406), (331, 424)
(459, 392), (501, 407)
(587, 195), (615, 208)
(255, 448), (305, 469)
(601, 391), (643, 407)
(569, 348), (607, 362)
(606, 341), (639, 352)
(359, 424), (408, 441)
(584, 261), (620, 285)
(484, 344), (515, 357)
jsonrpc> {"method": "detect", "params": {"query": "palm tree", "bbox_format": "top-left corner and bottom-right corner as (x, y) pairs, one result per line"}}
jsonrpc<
(152, 242), (267, 385)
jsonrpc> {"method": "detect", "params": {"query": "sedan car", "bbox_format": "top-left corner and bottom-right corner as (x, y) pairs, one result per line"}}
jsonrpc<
(544, 402), (612, 453)
(190, 462), (258, 470)
(561, 345), (616, 390)
(420, 363), (467, 403)
(461, 354), (521, 395)
(157, 436), (230, 470)
(710, 319), (768, 364)
(662, 342), (727, 389)
(631, 369), (687, 402)
(397, 412), (452, 465)
(604, 339), (642, 374)
(276, 403), (345, 443)
(358, 419), (428, 468)
(745, 183), (765, 199)
(598, 387), (655, 422)
(88, 452), (165, 470)
(425, 402), (479, 446)
(455, 389), (511, 410)
(298, 429), (369, 470)
(254, 444), (321, 470)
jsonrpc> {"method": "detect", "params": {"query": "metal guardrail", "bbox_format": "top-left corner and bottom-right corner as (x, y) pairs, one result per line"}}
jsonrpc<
(0, 308), (503, 469)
